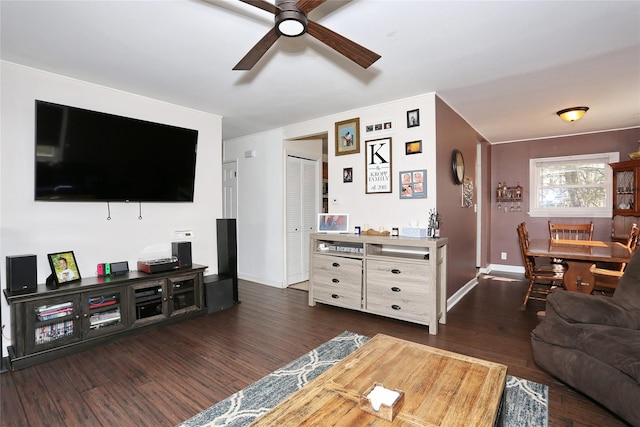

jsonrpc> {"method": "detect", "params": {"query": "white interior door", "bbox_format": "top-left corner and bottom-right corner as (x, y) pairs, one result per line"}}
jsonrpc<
(223, 160), (237, 219)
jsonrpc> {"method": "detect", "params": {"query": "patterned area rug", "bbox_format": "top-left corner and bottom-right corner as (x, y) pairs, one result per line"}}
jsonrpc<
(177, 331), (548, 427)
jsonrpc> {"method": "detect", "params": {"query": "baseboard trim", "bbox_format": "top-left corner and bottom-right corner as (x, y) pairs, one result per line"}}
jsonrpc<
(447, 277), (479, 311)
(486, 264), (525, 274)
(238, 274), (283, 288)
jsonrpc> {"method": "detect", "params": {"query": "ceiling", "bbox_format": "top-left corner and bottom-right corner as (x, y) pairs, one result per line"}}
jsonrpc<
(1, 0), (639, 143)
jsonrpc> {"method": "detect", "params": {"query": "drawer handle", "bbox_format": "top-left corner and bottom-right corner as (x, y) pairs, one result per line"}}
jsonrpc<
(332, 278), (340, 283)
(332, 262), (340, 268)
(391, 287), (401, 292)
(391, 304), (401, 310)
(331, 294), (340, 299)
(391, 269), (401, 274)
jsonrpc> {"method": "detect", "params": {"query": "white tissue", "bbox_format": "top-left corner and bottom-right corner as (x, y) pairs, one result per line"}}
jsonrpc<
(366, 385), (400, 411)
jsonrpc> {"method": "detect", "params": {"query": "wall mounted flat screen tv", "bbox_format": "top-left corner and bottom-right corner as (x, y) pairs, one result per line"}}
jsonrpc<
(35, 100), (198, 202)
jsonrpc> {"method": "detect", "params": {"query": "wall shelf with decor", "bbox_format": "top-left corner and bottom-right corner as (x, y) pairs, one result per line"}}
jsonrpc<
(496, 182), (523, 212)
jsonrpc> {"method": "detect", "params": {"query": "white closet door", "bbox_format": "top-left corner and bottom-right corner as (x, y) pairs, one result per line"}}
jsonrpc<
(286, 156), (318, 285)
(302, 160), (318, 276)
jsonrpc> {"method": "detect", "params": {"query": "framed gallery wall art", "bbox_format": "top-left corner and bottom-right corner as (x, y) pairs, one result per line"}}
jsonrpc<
(405, 140), (422, 155)
(335, 117), (360, 156)
(399, 169), (427, 199)
(365, 137), (392, 194)
(364, 119), (394, 137)
(343, 167), (353, 183)
(407, 109), (420, 127)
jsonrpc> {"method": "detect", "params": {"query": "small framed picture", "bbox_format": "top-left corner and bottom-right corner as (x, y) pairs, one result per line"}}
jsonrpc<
(47, 250), (81, 285)
(399, 169), (427, 199)
(407, 109), (420, 128)
(335, 118), (360, 156)
(343, 167), (353, 183)
(405, 140), (422, 155)
(318, 214), (350, 233)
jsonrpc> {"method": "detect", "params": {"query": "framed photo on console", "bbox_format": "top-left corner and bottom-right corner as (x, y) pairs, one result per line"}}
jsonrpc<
(47, 250), (81, 285)
(318, 214), (349, 233)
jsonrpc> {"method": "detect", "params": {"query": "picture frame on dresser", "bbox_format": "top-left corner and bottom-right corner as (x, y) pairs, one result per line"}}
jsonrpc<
(47, 250), (81, 285)
(318, 214), (349, 233)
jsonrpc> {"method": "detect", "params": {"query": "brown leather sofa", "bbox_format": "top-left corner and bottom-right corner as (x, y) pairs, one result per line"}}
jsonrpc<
(531, 250), (640, 426)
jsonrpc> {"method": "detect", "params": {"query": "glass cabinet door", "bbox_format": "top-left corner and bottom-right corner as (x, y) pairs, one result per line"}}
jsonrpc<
(130, 280), (167, 326)
(25, 295), (81, 354)
(168, 275), (201, 317)
(614, 168), (635, 212)
(83, 287), (128, 338)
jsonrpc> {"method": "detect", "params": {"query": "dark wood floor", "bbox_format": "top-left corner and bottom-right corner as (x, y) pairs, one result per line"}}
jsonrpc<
(1, 274), (629, 427)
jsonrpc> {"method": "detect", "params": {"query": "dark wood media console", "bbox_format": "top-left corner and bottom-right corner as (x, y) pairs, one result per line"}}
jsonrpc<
(3, 264), (207, 370)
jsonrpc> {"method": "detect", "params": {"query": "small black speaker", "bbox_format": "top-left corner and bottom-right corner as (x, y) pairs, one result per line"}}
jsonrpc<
(172, 241), (192, 268)
(6, 255), (37, 293)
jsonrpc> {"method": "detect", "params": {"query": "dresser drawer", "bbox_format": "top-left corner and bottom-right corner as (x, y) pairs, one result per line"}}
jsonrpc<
(312, 255), (362, 287)
(312, 282), (361, 310)
(366, 259), (431, 323)
(311, 255), (362, 310)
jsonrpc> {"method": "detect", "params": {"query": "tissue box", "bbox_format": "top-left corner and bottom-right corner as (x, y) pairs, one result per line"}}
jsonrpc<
(400, 227), (427, 238)
(359, 383), (405, 421)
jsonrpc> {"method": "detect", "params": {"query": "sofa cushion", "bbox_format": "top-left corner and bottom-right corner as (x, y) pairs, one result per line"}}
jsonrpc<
(614, 248), (640, 310)
(547, 291), (640, 330)
(532, 311), (640, 383)
(531, 335), (640, 427)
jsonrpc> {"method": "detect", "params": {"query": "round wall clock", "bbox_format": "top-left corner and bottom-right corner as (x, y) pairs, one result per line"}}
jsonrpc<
(452, 149), (465, 185)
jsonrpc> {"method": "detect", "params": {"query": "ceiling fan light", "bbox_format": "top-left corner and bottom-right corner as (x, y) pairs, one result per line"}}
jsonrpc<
(275, 8), (308, 37)
(556, 106), (589, 122)
(278, 18), (305, 36)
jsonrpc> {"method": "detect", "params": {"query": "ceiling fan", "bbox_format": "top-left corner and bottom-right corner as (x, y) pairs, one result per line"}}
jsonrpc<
(234, 0), (381, 70)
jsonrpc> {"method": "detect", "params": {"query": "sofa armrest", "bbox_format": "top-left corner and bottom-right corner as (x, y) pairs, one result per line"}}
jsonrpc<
(547, 291), (640, 330)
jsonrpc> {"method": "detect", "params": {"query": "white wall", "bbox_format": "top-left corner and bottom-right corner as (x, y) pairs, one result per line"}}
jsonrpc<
(223, 128), (286, 287)
(224, 93), (438, 287)
(1, 62), (223, 358)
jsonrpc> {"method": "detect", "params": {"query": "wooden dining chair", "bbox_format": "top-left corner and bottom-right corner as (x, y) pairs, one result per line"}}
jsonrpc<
(548, 221), (594, 241)
(517, 222), (565, 310)
(590, 223), (640, 291)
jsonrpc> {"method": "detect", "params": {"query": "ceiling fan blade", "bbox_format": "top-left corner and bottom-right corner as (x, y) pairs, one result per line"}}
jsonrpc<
(233, 27), (280, 70)
(295, 0), (326, 14)
(307, 20), (381, 69)
(238, 0), (280, 15)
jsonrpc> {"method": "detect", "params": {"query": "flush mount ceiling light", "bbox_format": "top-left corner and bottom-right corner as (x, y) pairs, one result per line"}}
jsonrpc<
(557, 106), (589, 122)
(275, 1), (307, 37)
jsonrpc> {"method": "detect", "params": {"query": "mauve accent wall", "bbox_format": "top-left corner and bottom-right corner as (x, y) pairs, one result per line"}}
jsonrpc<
(489, 127), (640, 268)
(436, 96), (485, 297)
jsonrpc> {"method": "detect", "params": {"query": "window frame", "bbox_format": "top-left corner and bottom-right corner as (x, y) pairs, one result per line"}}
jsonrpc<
(528, 152), (619, 218)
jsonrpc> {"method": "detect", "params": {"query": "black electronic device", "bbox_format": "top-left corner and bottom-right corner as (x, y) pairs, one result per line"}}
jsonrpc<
(6, 255), (37, 294)
(172, 241), (192, 268)
(34, 100), (198, 202)
(109, 261), (129, 276)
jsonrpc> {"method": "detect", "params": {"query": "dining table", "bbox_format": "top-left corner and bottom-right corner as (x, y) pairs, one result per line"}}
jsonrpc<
(526, 238), (632, 294)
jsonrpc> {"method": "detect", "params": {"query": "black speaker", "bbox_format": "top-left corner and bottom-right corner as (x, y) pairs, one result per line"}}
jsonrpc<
(6, 255), (37, 294)
(204, 274), (234, 313)
(172, 241), (192, 268)
(216, 219), (238, 303)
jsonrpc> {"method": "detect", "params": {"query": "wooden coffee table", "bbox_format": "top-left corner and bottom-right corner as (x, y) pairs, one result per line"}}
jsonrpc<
(251, 334), (507, 426)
